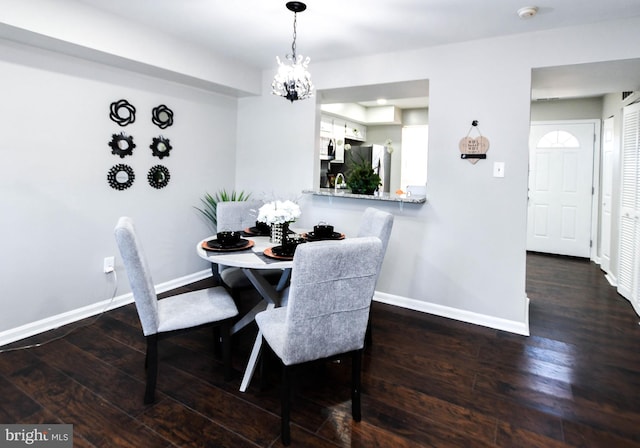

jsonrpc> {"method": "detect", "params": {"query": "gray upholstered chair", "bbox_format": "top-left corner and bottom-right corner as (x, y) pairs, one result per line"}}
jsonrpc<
(216, 200), (262, 233)
(216, 201), (283, 293)
(357, 207), (394, 345)
(114, 217), (238, 404)
(255, 237), (382, 445)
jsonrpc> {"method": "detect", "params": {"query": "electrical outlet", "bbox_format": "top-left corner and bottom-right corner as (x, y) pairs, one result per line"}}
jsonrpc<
(103, 256), (115, 273)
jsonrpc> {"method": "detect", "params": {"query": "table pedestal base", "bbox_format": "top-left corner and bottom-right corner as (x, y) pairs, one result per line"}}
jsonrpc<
(237, 268), (290, 392)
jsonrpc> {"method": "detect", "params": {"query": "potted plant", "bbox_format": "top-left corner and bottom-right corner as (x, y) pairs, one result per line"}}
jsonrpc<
(346, 153), (381, 195)
(194, 189), (251, 232)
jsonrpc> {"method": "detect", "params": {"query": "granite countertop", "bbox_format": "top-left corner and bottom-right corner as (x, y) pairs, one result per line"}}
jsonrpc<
(303, 188), (426, 203)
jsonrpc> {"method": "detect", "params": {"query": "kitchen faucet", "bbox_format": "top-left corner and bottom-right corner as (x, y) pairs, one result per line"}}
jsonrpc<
(334, 173), (345, 192)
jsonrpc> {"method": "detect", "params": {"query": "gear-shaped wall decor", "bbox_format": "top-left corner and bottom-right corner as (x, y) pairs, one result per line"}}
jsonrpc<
(109, 132), (136, 158)
(107, 164), (135, 190)
(151, 104), (174, 129)
(150, 136), (172, 159)
(147, 165), (170, 189)
(109, 99), (136, 126)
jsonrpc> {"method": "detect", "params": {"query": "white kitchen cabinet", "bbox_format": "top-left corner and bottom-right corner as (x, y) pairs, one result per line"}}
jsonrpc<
(319, 115), (367, 161)
(320, 116), (334, 136)
(333, 120), (345, 163)
(344, 120), (367, 142)
(320, 115), (335, 157)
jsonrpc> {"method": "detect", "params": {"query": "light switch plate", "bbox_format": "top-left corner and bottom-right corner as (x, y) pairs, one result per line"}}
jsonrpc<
(493, 162), (505, 178)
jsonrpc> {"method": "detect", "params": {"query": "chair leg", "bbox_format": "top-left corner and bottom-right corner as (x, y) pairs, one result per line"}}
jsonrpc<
(259, 338), (269, 391)
(365, 313), (372, 347)
(221, 322), (232, 381)
(212, 326), (222, 360)
(281, 364), (292, 446)
(144, 334), (159, 404)
(351, 349), (362, 422)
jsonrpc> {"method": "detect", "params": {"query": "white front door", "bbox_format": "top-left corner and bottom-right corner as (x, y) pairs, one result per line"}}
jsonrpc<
(527, 122), (596, 257)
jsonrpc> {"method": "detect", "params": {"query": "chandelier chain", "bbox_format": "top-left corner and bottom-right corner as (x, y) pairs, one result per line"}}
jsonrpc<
(291, 12), (297, 59)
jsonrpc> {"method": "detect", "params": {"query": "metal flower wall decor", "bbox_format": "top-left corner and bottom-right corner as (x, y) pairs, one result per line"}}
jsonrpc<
(109, 132), (136, 158)
(107, 164), (135, 190)
(147, 165), (170, 189)
(150, 136), (172, 159)
(151, 104), (174, 129)
(106, 100), (175, 190)
(109, 99), (136, 126)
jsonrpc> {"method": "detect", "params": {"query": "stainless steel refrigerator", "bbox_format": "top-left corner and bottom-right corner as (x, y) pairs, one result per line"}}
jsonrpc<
(343, 144), (391, 193)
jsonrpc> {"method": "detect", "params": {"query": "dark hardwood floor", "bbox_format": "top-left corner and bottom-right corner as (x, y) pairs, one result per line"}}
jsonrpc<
(1, 252), (640, 447)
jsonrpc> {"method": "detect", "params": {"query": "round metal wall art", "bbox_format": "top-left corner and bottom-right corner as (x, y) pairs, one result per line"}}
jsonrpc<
(107, 164), (135, 190)
(109, 99), (136, 126)
(150, 136), (172, 159)
(109, 132), (136, 158)
(151, 104), (174, 129)
(147, 165), (170, 189)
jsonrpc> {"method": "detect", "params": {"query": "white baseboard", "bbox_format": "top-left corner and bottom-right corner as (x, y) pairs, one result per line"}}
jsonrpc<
(373, 291), (531, 336)
(0, 270), (213, 348)
(1, 269), (531, 347)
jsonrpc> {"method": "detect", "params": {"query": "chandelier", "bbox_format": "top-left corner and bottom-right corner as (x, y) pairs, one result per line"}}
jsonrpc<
(272, 1), (314, 102)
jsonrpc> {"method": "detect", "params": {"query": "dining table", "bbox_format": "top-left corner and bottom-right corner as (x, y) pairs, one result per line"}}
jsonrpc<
(196, 230), (297, 392)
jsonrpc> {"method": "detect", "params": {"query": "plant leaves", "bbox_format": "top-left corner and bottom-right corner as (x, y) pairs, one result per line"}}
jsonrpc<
(193, 189), (251, 232)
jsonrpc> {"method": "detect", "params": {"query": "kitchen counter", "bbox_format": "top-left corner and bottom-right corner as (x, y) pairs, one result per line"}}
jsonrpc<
(303, 188), (426, 204)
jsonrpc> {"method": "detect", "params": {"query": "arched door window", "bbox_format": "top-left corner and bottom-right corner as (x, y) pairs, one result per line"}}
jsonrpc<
(536, 130), (579, 148)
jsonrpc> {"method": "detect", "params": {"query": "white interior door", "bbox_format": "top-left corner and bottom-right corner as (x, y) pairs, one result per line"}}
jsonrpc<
(527, 122), (596, 257)
(600, 117), (614, 274)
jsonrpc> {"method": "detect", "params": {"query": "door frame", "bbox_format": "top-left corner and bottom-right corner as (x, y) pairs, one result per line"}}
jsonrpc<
(599, 116), (615, 277)
(529, 119), (601, 261)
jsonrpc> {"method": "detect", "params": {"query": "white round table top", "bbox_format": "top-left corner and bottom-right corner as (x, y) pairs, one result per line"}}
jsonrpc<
(196, 234), (295, 269)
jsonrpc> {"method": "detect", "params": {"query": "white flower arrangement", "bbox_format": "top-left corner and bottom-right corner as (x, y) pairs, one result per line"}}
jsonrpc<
(344, 143), (352, 151)
(257, 200), (301, 225)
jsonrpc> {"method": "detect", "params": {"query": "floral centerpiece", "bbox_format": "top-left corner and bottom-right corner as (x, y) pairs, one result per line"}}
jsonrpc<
(257, 200), (301, 244)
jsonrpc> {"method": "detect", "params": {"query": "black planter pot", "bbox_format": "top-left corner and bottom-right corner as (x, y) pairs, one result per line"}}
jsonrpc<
(351, 188), (375, 195)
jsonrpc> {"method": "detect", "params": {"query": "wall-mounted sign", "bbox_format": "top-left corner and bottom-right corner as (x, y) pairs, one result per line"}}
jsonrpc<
(459, 120), (490, 164)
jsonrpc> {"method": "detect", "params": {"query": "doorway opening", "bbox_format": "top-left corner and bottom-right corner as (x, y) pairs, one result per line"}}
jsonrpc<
(526, 120), (599, 259)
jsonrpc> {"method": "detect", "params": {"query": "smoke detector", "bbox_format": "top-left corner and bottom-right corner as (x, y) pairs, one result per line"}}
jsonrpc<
(517, 6), (538, 18)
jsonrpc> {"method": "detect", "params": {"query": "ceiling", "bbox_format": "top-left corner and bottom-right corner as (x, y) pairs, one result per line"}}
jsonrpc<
(71, 0), (640, 105)
(531, 59), (640, 100)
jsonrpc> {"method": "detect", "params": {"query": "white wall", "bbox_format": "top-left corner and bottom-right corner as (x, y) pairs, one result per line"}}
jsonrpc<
(0, 39), (238, 337)
(235, 71), (318, 201)
(236, 17), (640, 334)
(530, 97), (604, 121)
(4, 9), (640, 342)
(0, 0), (261, 96)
